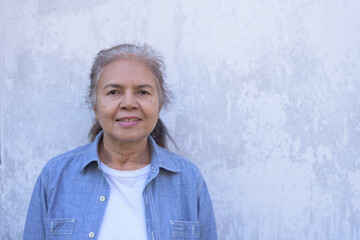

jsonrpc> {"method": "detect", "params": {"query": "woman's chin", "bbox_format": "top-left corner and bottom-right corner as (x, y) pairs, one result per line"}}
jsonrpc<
(105, 132), (148, 145)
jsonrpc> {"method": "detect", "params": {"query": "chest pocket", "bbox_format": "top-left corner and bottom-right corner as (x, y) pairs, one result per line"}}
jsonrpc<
(45, 218), (76, 240)
(170, 220), (200, 239)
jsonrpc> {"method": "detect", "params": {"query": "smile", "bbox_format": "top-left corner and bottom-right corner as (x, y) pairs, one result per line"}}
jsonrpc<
(118, 118), (139, 122)
(116, 117), (141, 127)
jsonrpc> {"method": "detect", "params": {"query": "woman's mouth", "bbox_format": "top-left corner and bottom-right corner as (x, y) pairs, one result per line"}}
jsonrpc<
(118, 118), (139, 122)
(116, 117), (141, 127)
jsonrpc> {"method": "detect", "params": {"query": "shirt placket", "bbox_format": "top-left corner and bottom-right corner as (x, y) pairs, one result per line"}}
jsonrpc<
(84, 167), (110, 240)
(144, 169), (160, 240)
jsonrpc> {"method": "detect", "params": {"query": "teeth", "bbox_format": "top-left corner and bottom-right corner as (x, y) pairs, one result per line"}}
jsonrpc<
(120, 118), (138, 122)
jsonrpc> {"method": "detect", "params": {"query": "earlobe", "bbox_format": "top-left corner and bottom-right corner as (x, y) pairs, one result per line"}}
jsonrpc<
(92, 105), (98, 119)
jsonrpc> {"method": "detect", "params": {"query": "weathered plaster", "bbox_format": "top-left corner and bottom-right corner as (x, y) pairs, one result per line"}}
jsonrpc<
(1, 0), (360, 239)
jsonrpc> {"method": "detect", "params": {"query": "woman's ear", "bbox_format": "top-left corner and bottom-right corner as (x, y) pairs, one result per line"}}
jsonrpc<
(92, 104), (98, 119)
(158, 106), (162, 119)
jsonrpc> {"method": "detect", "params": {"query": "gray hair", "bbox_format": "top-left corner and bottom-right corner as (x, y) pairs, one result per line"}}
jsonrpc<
(88, 43), (172, 108)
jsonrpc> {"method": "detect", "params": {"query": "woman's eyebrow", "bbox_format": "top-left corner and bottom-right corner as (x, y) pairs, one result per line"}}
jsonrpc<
(103, 83), (155, 90)
(104, 84), (123, 89)
(136, 84), (154, 89)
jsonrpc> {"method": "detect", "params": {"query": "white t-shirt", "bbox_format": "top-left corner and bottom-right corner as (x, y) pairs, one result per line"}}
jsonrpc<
(97, 162), (150, 240)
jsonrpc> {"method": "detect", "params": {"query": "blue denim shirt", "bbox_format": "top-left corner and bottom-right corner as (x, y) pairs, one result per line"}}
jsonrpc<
(23, 132), (218, 240)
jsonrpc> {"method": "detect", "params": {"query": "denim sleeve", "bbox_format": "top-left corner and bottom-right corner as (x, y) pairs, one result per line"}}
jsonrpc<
(23, 172), (47, 240)
(198, 176), (218, 240)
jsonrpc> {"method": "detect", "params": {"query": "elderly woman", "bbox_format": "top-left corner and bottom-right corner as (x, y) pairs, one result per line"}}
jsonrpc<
(23, 43), (218, 240)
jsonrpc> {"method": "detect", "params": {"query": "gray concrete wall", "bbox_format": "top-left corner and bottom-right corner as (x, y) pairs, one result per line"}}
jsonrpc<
(1, 1), (360, 239)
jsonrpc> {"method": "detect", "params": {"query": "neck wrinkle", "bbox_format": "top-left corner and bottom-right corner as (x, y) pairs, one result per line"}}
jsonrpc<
(99, 136), (151, 171)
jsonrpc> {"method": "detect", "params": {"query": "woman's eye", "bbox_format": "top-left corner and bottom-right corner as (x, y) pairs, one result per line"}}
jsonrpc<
(108, 90), (117, 95)
(139, 90), (150, 95)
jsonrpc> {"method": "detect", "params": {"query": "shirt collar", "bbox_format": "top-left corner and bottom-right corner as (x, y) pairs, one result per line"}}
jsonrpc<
(80, 131), (103, 173)
(80, 131), (181, 174)
(148, 136), (180, 173)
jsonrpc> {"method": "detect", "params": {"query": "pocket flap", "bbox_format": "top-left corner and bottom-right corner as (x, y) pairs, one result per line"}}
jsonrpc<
(45, 218), (76, 235)
(170, 220), (200, 238)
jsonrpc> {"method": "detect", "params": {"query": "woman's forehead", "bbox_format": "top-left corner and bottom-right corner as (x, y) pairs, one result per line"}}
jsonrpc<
(98, 59), (157, 86)
(103, 59), (152, 74)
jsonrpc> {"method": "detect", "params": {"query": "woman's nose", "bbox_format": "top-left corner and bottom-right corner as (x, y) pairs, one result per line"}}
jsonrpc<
(120, 92), (138, 110)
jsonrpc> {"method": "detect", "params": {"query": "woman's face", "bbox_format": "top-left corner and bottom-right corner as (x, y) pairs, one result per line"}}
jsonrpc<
(94, 59), (161, 145)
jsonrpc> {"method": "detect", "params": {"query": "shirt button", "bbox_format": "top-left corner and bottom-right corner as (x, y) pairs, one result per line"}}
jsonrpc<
(99, 196), (106, 202)
(152, 167), (155, 172)
(89, 232), (95, 238)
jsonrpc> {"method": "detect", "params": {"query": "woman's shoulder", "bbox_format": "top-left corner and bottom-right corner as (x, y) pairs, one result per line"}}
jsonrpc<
(52, 143), (91, 160)
(155, 147), (209, 195)
(40, 142), (94, 174)
(155, 145), (203, 176)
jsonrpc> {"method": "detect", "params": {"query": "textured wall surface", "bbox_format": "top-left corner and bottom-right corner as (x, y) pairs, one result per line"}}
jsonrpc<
(1, 1), (360, 239)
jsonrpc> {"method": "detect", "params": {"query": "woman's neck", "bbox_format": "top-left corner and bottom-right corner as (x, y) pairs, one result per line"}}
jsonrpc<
(98, 136), (151, 171)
